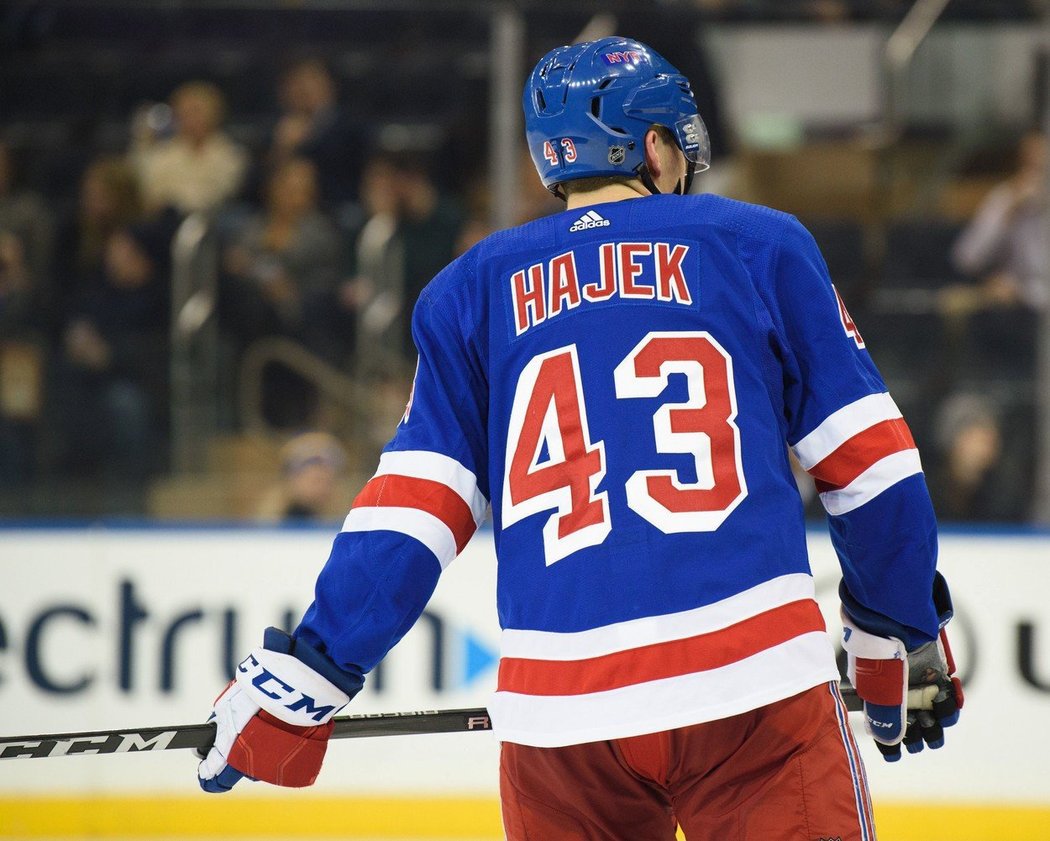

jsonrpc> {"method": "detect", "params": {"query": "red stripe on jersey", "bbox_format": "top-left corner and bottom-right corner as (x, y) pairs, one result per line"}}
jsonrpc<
(352, 474), (477, 553)
(497, 599), (826, 697)
(809, 418), (915, 493)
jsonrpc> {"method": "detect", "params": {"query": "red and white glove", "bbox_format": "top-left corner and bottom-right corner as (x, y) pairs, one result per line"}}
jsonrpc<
(841, 611), (963, 763)
(197, 628), (361, 793)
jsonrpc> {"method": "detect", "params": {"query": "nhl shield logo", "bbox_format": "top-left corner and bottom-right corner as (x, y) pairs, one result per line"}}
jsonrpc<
(608, 146), (626, 165)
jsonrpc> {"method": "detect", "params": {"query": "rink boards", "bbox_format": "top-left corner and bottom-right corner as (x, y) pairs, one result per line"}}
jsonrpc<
(0, 525), (1048, 839)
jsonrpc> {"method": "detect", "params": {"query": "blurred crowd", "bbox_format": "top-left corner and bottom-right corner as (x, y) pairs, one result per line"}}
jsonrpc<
(792, 129), (1048, 524)
(0, 1), (1046, 523)
(0, 57), (484, 508)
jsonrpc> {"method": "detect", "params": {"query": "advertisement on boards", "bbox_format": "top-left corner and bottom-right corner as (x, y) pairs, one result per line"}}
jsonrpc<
(0, 526), (1048, 806)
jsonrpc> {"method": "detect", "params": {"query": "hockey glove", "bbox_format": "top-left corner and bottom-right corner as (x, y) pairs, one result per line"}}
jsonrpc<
(197, 627), (362, 793)
(841, 576), (963, 763)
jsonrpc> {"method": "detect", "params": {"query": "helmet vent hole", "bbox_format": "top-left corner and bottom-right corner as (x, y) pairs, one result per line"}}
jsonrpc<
(535, 90), (547, 113)
(597, 78), (614, 90)
(590, 97), (601, 118)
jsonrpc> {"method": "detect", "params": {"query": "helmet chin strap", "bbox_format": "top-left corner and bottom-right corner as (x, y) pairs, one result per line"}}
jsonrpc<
(638, 165), (662, 196)
(682, 159), (697, 195)
(638, 158), (697, 197)
(552, 153), (698, 202)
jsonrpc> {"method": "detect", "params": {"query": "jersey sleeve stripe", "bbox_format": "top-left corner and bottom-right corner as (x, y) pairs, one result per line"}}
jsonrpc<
(499, 573), (817, 661)
(817, 450), (924, 516)
(809, 417), (916, 492)
(375, 450), (488, 525)
(792, 393), (902, 470)
(352, 474), (478, 554)
(497, 599), (826, 697)
(341, 506), (459, 569)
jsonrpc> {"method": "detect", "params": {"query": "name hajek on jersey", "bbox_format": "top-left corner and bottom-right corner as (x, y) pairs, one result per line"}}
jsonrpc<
(510, 241), (693, 336)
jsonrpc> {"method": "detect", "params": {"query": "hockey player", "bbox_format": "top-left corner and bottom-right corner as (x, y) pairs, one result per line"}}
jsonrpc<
(198, 37), (963, 840)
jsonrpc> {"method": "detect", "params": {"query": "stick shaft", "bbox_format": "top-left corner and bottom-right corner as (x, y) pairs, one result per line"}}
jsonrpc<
(0, 684), (862, 760)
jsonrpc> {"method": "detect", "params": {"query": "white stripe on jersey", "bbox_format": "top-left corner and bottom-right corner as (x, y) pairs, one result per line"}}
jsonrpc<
(489, 632), (838, 748)
(500, 573), (817, 661)
(819, 449), (924, 516)
(373, 450), (488, 525)
(792, 392), (902, 470)
(342, 506), (458, 569)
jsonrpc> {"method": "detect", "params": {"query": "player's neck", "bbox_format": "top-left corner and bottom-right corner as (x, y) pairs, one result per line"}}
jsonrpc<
(565, 180), (649, 210)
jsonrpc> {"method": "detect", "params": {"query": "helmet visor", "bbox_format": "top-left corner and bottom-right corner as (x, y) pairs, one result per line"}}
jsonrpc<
(674, 114), (711, 170)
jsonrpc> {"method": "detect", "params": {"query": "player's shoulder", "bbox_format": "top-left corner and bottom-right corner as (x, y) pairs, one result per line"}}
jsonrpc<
(413, 222), (550, 330)
(474, 213), (562, 263)
(463, 194), (804, 249)
(663, 193), (806, 244)
(416, 241), (481, 306)
(421, 216), (559, 297)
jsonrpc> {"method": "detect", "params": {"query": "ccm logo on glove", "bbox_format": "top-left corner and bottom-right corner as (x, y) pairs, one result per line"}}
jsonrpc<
(238, 653), (344, 723)
(198, 629), (361, 793)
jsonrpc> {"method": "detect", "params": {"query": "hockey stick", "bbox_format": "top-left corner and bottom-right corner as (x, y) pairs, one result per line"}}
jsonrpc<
(0, 685), (867, 761)
(0, 708), (498, 761)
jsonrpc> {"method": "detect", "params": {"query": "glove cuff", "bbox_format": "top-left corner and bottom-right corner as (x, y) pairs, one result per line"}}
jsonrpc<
(263, 627), (364, 697)
(841, 609), (908, 708)
(841, 609), (907, 660)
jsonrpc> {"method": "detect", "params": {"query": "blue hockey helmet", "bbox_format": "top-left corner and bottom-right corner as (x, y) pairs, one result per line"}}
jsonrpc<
(523, 37), (710, 197)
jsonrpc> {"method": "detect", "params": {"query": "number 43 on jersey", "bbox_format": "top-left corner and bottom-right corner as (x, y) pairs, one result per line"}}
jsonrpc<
(502, 331), (748, 565)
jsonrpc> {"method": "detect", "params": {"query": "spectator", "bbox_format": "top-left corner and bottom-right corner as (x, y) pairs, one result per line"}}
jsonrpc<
(396, 153), (463, 325)
(339, 154), (402, 373)
(0, 229), (36, 335)
(255, 431), (350, 523)
(952, 129), (1047, 312)
(949, 129), (1047, 377)
(131, 81), (248, 215)
(928, 392), (1030, 522)
(221, 157), (343, 350)
(0, 143), (53, 485)
(343, 151), (462, 374)
(54, 213), (176, 486)
(0, 141), (54, 328)
(53, 156), (142, 314)
(0, 230), (46, 485)
(263, 57), (365, 207)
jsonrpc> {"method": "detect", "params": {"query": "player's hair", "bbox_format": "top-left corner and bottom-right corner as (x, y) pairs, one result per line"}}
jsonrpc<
(560, 126), (677, 197)
(561, 176), (635, 197)
(652, 125), (676, 143)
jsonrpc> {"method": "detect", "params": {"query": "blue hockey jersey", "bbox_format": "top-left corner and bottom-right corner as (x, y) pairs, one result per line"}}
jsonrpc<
(295, 194), (941, 747)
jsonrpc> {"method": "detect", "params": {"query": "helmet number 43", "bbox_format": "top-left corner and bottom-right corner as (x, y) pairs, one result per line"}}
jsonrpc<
(542, 138), (578, 167)
(503, 332), (748, 565)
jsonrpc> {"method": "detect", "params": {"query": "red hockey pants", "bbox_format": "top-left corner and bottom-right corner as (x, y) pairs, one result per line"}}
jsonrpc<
(500, 682), (875, 841)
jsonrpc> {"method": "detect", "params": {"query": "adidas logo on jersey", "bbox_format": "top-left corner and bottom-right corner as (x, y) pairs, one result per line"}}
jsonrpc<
(569, 210), (610, 232)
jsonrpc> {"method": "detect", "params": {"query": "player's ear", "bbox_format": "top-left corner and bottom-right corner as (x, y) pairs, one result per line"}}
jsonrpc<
(643, 128), (664, 183)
